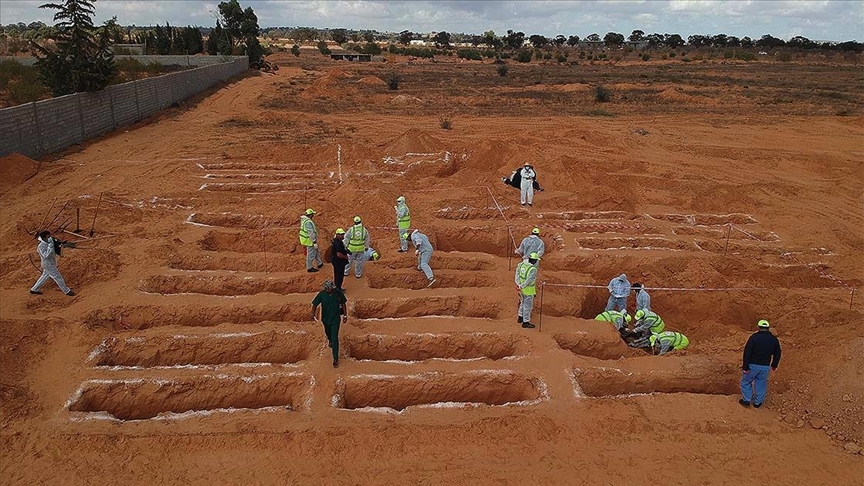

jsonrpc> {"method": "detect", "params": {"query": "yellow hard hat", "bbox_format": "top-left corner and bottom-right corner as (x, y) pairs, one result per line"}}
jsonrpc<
(635, 309), (645, 320)
(372, 250), (380, 261)
(532, 228), (540, 235)
(757, 319), (770, 328)
(335, 228), (345, 235)
(529, 252), (541, 260)
(353, 216), (361, 223)
(396, 196), (405, 202)
(305, 208), (316, 215)
(623, 312), (632, 323)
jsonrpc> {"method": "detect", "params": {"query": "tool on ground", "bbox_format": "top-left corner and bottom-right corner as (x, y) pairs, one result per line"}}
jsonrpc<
(89, 192), (103, 237)
(38, 197), (58, 232)
(45, 201), (69, 231)
(74, 208), (81, 233)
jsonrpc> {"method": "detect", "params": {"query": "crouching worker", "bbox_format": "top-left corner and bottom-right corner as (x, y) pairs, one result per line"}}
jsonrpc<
(632, 331), (689, 356)
(311, 280), (347, 368)
(30, 230), (75, 296)
(595, 309), (631, 335)
(630, 309), (666, 339)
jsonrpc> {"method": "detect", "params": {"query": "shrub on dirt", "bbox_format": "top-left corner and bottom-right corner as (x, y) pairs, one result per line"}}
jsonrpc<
(317, 41), (331, 55)
(291, 45), (300, 57)
(386, 73), (400, 90)
(534, 50), (543, 60)
(516, 50), (532, 63)
(681, 57), (692, 62)
(457, 49), (482, 60)
(586, 108), (614, 117)
(556, 54), (566, 63)
(595, 85), (611, 102)
(735, 51), (756, 61)
(776, 52), (793, 62)
(497, 64), (509, 76)
(500, 52), (511, 59)
(669, 51), (677, 58)
(438, 116), (452, 130)
(641, 53), (651, 61)
(543, 52), (552, 60)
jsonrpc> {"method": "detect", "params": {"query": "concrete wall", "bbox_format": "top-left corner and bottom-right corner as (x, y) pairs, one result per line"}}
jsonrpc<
(0, 58), (248, 159)
(0, 55), (246, 67)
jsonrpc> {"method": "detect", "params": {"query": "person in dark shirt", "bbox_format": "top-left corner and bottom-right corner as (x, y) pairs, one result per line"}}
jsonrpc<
(740, 319), (782, 408)
(312, 279), (347, 368)
(330, 228), (351, 292)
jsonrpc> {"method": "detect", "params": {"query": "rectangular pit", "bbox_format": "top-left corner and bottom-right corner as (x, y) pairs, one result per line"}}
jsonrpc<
(83, 303), (310, 331)
(90, 330), (314, 368)
(554, 332), (645, 360)
(576, 237), (694, 251)
(202, 172), (330, 180)
(187, 213), (296, 229)
(66, 373), (313, 421)
(352, 296), (502, 320)
(334, 371), (545, 412)
(140, 274), (322, 296)
(572, 358), (739, 397)
(199, 182), (336, 193)
(366, 271), (497, 290)
(379, 254), (494, 271)
(199, 162), (317, 171)
(169, 251), (294, 272)
(649, 213), (757, 226)
(345, 333), (526, 362)
(535, 211), (632, 221)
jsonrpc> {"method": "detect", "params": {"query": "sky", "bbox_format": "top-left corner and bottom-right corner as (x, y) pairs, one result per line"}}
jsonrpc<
(1, 0), (862, 41)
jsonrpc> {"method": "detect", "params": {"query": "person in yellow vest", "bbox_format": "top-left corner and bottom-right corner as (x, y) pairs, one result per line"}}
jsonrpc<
(647, 331), (689, 356)
(344, 216), (371, 278)
(395, 196), (411, 252)
(298, 208), (323, 273)
(630, 309), (666, 339)
(515, 252), (540, 329)
(595, 309), (632, 335)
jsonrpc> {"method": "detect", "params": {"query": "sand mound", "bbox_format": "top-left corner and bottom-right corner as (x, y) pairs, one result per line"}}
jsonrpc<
(658, 87), (707, 104)
(357, 76), (386, 86)
(0, 153), (39, 195)
(557, 83), (591, 92)
(382, 128), (443, 155)
(389, 94), (423, 105)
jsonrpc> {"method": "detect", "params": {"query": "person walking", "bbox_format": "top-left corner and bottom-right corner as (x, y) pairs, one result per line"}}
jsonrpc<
(740, 319), (782, 408)
(633, 283), (651, 312)
(299, 208), (323, 272)
(345, 216), (371, 278)
(311, 280), (347, 368)
(519, 163), (537, 206)
(515, 228), (545, 262)
(29, 230), (74, 296)
(330, 228), (350, 292)
(405, 229), (435, 287)
(605, 273), (631, 312)
(515, 252), (540, 329)
(395, 196), (411, 253)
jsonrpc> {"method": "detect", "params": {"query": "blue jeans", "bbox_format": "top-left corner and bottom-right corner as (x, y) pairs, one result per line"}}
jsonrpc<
(605, 295), (627, 312)
(741, 364), (771, 405)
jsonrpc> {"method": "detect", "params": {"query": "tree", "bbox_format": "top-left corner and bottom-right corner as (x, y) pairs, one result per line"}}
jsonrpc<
(330, 28), (347, 44)
(604, 32), (624, 47)
(504, 30), (525, 49)
(726, 36), (741, 47)
(756, 34), (785, 48)
(293, 27), (316, 43)
(218, 0), (263, 64)
(567, 35), (580, 46)
(741, 36), (754, 48)
(291, 44), (300, 56)
(644, 33), (663, 47)
(787, 36), (813, 49)
(629, 29), (644, 42)
(553, 35), (566, 47)
(687, 34), (710, 47)
(528, 34), (548, 48)
(398, 30), (412, 45)
(33, 0), (116, 96)
(665, 34), (684, 48)
(585, 33), (600, 42)
(206, 21), (227, 55)
(433, 31), (451, 49)
(362, 30), (375, 43)
(711, 34), (728, 47)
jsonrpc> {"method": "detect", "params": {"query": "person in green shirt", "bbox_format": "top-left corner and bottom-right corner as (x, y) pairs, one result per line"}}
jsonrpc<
(311, 279), (347, 367)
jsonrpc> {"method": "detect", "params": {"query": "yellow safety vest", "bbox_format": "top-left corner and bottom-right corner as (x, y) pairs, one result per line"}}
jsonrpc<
(595, 310), (624, 323)
(517, 262), (537, 296)
(298, 217), (316, 247)
(347, 224), (367, 252)
(650, 331), (689, 350)
(643, 312), (666, 333)
(397, 204), (411, 229)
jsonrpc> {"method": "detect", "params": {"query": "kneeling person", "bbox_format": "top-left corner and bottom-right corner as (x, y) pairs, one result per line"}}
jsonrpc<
(632, 331), (689, 356)
(595, 309), (631, 334)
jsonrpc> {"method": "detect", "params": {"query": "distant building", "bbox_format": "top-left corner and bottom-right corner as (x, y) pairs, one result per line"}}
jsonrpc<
(625, 40), (649, 49)
(330, 53), (372, 62)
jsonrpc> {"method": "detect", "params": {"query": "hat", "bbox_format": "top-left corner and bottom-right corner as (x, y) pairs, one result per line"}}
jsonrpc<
(757, 319), (770, 329)
(396, 196), (405, 202)
(529, 252), (541, 260)
(524, 162), (531, 167)
(305, 208), (316, 215)
(371, 250), (380, 261)
(335, 228), (345, 235)
(635, 309), (645, 320)
(531, 227), (540, 235)
(323, 280), (335, 291)
(624, 312), (632, 323)
(353, 216), (362, 223)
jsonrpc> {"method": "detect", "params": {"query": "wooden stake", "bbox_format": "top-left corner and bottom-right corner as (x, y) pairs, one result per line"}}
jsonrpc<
(723, 223), (732, 257)
(89, 192), (103, 237)
(39, 196), (58, 232)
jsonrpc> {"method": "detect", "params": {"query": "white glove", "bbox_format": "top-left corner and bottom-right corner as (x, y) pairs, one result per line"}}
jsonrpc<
(415, 250), (419, 256)
(313, 243), (319, 249)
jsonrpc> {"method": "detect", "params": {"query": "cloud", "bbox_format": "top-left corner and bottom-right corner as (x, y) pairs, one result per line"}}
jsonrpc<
(0, 0), (860, 40)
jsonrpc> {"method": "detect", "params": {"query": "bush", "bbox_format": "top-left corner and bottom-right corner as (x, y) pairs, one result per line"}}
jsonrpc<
(386, 72), (399, 90)
(595, 85), (611, 102)
(484, 50), (495, 58)
(600, 53), (607, 60)
(500, 52), (511, 59)
(439, 115), (452, 130)
(362, 42), (382, 55)
(681, 57), (691, 62)
(516, 50), (532, 63)
(586, 108), (614, 117)
(497, 64), (509, 76)
(291, 44), (300, 57)
(317, 41), (331, 55)
(641, 53), (650, 61)
(457, 49), (482, 61)
(735, 51), (756, 61)
(669, 51), (677, 58)
(9, 80), (46, 105)
(556, 54), (566, 63)
(543, 52), (552, 60)
(534, 50), (543, 60)
(723, 50), (734, 59)
(776, 52), (793, 62)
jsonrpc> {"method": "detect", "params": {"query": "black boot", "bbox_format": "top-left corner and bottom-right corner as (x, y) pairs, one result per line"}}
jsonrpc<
(517, 316), (523, 324)
(522, 322), (535, 329)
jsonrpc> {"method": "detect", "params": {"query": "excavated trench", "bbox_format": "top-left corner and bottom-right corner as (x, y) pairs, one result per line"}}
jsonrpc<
(83, 303), (309, 330)
(431, 226), (514, 257)
(345, 333), (526, 362)
(188, 213), (298, 230)
(335, 371), (543, 411)
(197, 229), (299, 253)
(91, 331), (314, 368)
(649, 213), (757, 226)
(200, 182), (336, 193)
(169, 252), (294, 272)
(673, 226), (779, 242)
(67, 373), (312, 421)
(535, 211), (633, 221)
(554, 332), (646, 360)
(573, 359), (739, 397)
(140, 274), (321, 296)
(576, 237), (695, 251)
(366, 271), (498, 290)
(434, 207), (500, 220)
(202, 172), (328, 180)
(352, 296), (502, 320)
(379, 254), (494, 271)
(199, 162), (317, 171)
(553, 222), (663, 235)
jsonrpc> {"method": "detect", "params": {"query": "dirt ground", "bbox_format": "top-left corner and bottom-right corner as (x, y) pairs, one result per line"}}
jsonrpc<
(1, 52), (863, 484)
